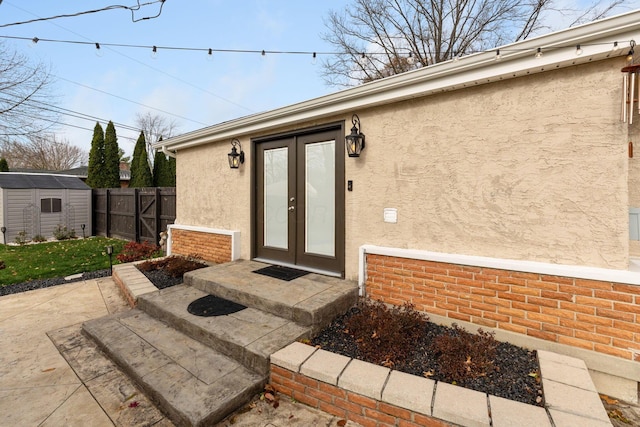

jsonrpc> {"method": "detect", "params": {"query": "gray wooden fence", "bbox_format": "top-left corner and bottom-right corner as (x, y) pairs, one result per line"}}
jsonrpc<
(92, 187), (176, 244)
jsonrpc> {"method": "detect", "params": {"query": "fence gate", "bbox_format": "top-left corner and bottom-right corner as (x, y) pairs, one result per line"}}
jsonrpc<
(93, 187), (176, 244)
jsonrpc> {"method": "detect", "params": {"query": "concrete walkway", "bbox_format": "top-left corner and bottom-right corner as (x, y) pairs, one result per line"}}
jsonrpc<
(0, 278), (359, 426)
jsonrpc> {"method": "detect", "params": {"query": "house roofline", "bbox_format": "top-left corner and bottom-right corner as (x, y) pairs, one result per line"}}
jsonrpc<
(156, 9), (640, 152)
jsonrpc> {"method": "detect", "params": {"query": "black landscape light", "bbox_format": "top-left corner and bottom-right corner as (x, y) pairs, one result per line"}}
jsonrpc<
(105, 245), (114, 275)
(81, 223), (86, 239)
(1, 226), (6, 245)
(345, 114), (365, 157)
(228, 138), (245, 169)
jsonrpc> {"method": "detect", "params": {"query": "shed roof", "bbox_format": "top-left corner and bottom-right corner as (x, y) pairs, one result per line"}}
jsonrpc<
(0, 173), (90, 190)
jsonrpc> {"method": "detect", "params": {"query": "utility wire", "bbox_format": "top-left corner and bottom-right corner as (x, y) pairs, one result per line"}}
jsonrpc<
(0, 0), (167, 28)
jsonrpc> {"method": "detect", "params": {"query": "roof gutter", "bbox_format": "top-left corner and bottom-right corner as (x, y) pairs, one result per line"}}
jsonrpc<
(154, 9), (640, 153)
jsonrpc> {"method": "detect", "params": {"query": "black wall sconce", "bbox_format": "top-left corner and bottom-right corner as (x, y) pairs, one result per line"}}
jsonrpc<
(228, 138), (245, 169)
(345, 114), (365, 157)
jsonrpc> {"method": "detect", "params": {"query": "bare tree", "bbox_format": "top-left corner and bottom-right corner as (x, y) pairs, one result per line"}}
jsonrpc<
(135, 112), (179, 168)
(321, 0), (627, 86)
(0, 134), (87, 170)
(0, 41), (58, 139)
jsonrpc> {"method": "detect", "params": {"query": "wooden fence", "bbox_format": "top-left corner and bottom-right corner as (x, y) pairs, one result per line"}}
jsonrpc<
(92, 187), (176, 244)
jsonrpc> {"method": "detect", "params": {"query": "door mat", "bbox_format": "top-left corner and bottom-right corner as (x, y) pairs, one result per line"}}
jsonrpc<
(187, 295), (247, 317)
(252, 265), (309, 281)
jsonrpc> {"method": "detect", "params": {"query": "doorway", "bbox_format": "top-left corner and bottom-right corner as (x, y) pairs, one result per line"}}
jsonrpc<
(253, 126), (345, 276)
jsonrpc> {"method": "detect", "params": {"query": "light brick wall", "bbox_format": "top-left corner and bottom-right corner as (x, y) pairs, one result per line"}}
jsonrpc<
(366, 254), (640, 361)
(270, 365), (454, 427)
(170, 228), (232, 264)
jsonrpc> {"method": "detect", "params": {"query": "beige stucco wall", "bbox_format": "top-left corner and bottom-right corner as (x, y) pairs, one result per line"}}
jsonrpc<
(176, 57), (630, 278)
(627, 104), (640, 257)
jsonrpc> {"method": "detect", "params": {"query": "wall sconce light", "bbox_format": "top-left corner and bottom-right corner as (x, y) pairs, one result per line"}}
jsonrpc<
(228, 138), (245, 169)
(345, 114), (365, 157)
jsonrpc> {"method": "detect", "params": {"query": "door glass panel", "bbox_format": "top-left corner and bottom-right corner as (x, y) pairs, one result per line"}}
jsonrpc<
(264, 147), (288, 249)
(305, 140), (335, 256)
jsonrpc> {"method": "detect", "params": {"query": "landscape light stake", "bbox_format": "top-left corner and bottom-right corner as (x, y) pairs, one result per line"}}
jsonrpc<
(81, 224), (86, 239)
(0, 226), (5, 245)
(106, 245), (114, 275)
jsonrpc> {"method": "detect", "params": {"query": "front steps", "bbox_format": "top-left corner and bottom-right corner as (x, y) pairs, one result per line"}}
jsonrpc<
(83, 260), (359, 426)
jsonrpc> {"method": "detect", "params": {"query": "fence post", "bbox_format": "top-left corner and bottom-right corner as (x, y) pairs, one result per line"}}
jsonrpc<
(105, 189), (111, 238)
(155, 187), (161, 245)
(134, 188), (140, 242)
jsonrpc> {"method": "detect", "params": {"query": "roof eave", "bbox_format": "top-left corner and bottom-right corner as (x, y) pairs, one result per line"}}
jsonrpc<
(156, 9), (640, 152)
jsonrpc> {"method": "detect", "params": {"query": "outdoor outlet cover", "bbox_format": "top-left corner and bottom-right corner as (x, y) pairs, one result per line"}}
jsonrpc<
(384, 208), (397, 223)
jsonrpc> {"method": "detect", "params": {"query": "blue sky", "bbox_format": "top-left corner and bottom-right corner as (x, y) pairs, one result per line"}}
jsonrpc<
(0, 1), (347, 156)
(0, 1), (638, 158)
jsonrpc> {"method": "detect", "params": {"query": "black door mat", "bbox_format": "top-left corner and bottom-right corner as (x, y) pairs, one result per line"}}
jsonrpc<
(187, 295), (247, 317)
(252, 265), (310, 281)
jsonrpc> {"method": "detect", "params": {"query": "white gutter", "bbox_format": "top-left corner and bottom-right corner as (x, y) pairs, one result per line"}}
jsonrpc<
(162, 145), (176, 158)
(154, 9), (640, 153)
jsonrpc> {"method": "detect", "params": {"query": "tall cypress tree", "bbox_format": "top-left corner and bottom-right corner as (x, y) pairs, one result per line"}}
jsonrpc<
(86, 122), (105, 188)
(152, 150), (167, 186)
(0, 157), (9, 172)
(104, 121), (121, 188)
(130, 131), (152, 187)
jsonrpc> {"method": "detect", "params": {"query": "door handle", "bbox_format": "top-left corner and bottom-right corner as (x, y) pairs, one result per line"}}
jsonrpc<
(290, 197), (295, 202)
(288, 206), (295, 211)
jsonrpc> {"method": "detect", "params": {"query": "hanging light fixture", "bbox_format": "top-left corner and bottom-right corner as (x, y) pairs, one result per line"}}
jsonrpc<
(345, 114), (365, 157)
(627, 40), (636, 63)
(228, 138), (245, 169)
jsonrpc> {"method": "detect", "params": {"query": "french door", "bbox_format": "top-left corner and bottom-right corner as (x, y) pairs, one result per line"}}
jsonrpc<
(254, 127), (345, 275)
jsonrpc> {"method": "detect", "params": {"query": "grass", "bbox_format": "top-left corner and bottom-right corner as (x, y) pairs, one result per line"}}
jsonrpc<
(0, 237), (127, 286)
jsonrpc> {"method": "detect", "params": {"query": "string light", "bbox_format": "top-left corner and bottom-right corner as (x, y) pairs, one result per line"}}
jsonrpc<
(151, 45), (157, 59)
(627, 40), (636, 63)
(95, 42), (103, 57)
(312, 52), (317, 64)
(0, 35), (632, 63)
(407, 51), (415, 65)
(207, 48), (213, 62)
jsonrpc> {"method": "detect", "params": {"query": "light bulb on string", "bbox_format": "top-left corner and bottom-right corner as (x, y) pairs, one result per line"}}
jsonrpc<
(627, 40), (636, 63)
(311, 52), (317, 65)
(95, 42), (104, 57)
(28, 36), (39, 48)
(261, 50), (266, 57)
(575, 44), (583, 56)
(535, 47), (543, 58)
(407, 51), (415, 65)
(151, 45), (158, 59)
(207, 48), (213, 62)
(494, 49), (501, 61)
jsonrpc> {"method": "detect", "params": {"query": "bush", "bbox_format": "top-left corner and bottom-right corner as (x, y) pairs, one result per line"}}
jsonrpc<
(345, 298), (427, 367)
(429, 324), (498, 382)
(14, 230), (29, 245)
(32, 235), (47, 242)
(116, 241), (161, 263)
(53, 225), (76, 240)
(136, 254), (206, 277)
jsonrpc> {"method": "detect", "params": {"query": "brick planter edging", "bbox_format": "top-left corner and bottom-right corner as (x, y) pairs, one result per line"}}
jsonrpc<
(270, 342), (612, 427)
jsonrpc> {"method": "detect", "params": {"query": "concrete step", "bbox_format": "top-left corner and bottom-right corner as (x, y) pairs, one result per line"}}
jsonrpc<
(137, 284), (310, 375)
(184, 260), (359, 333)
(83, 309), (265, 427)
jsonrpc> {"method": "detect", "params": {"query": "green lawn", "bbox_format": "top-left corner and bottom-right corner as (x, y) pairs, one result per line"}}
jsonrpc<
(0, 237), (127, 286)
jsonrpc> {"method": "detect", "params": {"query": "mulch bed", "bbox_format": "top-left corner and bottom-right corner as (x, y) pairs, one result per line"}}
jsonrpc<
(310, 306), (544, 406)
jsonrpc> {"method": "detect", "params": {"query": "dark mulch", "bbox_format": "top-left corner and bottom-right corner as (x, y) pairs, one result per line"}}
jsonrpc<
(0, 269), (112, 297)
(139, 269), (184, 289)
(310, 306), (544, 406)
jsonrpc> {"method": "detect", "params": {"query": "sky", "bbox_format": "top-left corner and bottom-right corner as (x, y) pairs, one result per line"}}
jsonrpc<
(0, 1), (639, 160)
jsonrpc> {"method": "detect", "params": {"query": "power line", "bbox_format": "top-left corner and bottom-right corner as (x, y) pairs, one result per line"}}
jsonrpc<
(0, 0), (167, 28)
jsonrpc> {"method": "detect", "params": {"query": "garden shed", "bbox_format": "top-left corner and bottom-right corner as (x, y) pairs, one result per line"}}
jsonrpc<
(0, 172), (91, 244)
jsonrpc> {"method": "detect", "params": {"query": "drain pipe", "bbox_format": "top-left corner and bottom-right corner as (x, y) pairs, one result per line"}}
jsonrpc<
(162, 145), (176, 158)
(358, 245), (366, 296)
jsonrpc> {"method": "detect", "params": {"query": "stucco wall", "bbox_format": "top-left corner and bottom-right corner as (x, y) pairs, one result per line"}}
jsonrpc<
(344, 59), (628, 276)
(176, 58), (630, 278)
(176, 142), (252, 260)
